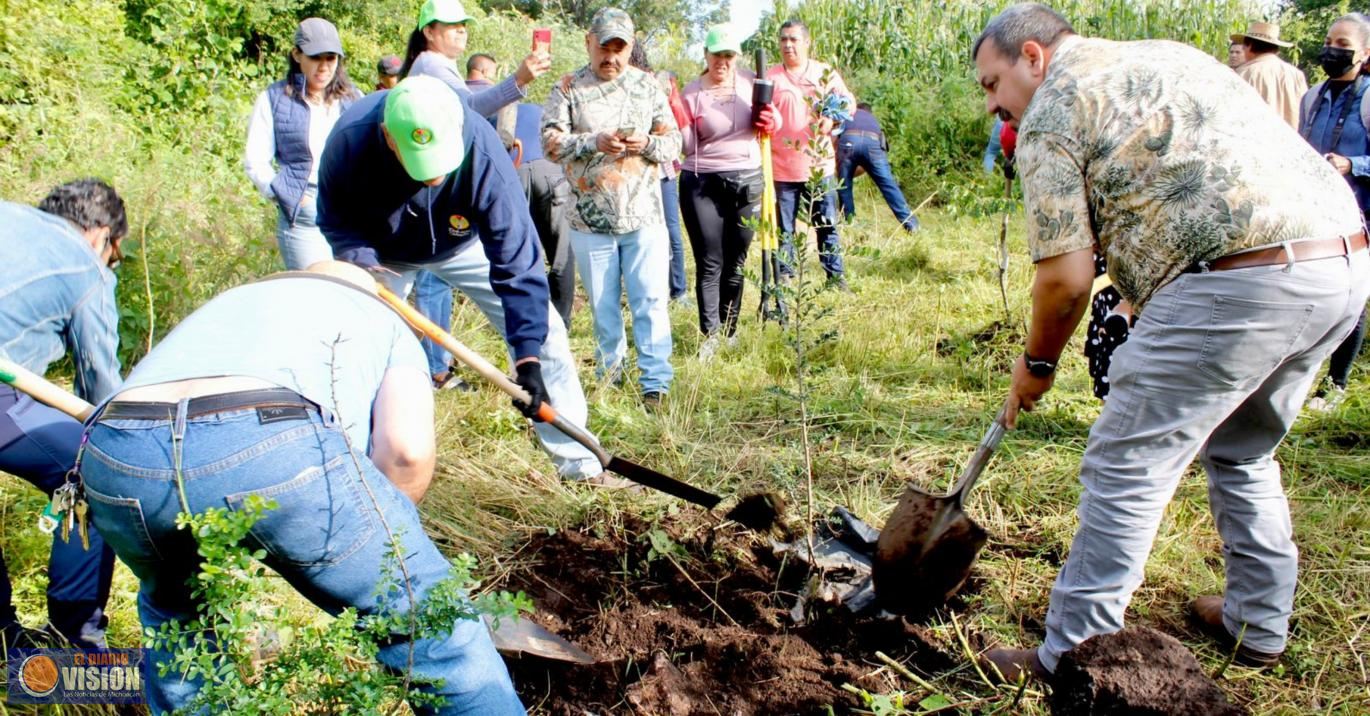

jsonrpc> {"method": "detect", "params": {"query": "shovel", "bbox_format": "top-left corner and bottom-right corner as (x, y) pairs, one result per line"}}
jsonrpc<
(872, 407), (1008, 616)
(375, 287), (726, 509)
(0, 357), (597, 664)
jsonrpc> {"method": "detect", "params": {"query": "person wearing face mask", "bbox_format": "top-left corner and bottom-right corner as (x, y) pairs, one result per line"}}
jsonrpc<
(1299, 12), (1370, 411)
(244, 18), (362, 270)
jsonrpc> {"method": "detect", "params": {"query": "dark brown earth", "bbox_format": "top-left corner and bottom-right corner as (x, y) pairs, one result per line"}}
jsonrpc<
(872, 485), (988, 618)
(501, 517), (952, 715)
(1050, 627), (1248, 716)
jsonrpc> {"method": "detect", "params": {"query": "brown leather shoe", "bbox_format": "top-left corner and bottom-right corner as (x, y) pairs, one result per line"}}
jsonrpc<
(980, 647), (1049, 683)
(1188, 595), (1282, 667)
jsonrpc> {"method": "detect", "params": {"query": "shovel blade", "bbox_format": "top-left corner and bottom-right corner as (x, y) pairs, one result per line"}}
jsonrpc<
(484, 615), (596, 664)
(872, 485), (988, 616)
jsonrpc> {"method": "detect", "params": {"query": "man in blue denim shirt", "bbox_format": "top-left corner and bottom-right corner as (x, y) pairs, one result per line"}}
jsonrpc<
(0, 179), (124, 648)
(78, 261), (525, 715)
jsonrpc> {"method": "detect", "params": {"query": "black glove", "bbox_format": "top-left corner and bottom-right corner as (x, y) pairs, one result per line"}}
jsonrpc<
(512, 361), (548, 421)
(1002, 157), (1016, 181)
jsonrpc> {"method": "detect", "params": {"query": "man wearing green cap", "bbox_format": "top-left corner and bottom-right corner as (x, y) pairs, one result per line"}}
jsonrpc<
(318, 75), (607, 484)
(543, 7), (682, 407)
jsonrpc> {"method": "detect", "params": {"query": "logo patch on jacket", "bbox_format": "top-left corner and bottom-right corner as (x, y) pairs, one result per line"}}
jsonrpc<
(448, 214), (472, 238)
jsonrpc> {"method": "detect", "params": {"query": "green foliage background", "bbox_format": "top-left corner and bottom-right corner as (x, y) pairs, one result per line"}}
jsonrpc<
(0, 0), (1340, 365)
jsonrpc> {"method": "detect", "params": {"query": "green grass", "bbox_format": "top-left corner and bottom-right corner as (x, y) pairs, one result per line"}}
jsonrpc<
(1, 180), (1367, 714)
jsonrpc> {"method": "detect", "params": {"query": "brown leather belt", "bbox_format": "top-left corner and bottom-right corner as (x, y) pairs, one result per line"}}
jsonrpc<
(1184, 231), (1367, 273)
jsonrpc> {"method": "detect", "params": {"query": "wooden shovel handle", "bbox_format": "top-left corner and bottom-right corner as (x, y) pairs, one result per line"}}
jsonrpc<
(0, 357), (95, 422)
(375, 285), (612, 466)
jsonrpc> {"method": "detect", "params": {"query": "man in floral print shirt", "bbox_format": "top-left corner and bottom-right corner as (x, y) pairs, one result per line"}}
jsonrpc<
(542, 7), (681, 408)
(971, 3), (1369, 682)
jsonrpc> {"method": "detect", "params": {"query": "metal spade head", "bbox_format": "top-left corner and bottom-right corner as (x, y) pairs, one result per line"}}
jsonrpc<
(484, 615), (595, 664)
(871, 412), (1007, 616)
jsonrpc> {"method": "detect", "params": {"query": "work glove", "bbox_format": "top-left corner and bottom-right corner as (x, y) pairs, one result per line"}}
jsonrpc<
(512, 360), (548, 421)
(754, 103), (782, 135)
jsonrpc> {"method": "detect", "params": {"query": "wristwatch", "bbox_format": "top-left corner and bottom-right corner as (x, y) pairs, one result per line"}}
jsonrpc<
(1023, 352), (1058, 378)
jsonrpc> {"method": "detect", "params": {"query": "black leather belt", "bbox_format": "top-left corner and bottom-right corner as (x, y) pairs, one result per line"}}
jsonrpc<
(1183, 231), (1367, 273)
(100, 388), (316, 421)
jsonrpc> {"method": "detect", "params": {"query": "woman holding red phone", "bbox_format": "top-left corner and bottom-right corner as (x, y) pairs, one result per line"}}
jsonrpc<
(401, 0), (550, 118)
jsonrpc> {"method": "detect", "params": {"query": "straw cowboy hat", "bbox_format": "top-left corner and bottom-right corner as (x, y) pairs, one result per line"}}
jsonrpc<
(1231, 21), (1293, 48)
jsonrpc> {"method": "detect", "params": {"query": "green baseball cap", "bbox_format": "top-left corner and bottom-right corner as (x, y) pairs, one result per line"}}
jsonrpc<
(704, 25), (742, 55)
(383, 76), (466, 182)
(417, 0), (474, 30)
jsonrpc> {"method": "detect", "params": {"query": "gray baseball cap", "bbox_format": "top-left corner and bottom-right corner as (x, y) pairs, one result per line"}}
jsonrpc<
(294, 18), (345, 57)
(590, 7), (634, 45)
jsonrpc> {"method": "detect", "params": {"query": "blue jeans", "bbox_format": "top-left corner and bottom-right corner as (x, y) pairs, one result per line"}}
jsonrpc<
(661, 176), (687, 300)
(836, 133), (919, 232)
(79, 402), (525, 716)
(379, 241), (601, 479)
(570, 225), (674, 395)
(275, 189), (334, 271)
(776, 180), (844, 279)
(415, 271), (454, 377)
(0, 388), (115, 647)
(1038, 249), (1370, 671)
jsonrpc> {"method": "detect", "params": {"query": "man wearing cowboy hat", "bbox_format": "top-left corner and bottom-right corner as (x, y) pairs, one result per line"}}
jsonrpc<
(1234, 20), (1308, 128)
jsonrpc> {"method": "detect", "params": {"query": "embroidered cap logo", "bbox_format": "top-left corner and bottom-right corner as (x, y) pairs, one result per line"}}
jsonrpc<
(411, 127), (433, 145)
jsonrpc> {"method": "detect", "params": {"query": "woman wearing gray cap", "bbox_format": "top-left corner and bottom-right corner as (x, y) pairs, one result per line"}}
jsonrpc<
(244, 17), (362, 270)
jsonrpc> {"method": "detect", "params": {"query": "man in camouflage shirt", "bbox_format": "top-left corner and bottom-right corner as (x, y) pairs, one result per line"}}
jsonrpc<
(972, 3), (1369, 681)
(542, 7), (682, 407)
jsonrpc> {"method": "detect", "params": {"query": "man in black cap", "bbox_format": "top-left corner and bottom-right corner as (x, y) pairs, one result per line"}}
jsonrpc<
(376, 54), (403, 91)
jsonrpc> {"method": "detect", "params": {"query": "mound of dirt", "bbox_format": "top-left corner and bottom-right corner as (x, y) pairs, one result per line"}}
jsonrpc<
(502, 517), (952, 715)
(1050, 627), (1248, 716)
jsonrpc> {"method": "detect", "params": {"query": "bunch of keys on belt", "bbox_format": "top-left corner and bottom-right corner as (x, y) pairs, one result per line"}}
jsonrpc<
(39, 477), (90, 550)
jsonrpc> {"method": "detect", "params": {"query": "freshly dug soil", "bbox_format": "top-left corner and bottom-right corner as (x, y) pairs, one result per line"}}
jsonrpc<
(1050, 627), (1248, 716)
(501, 517), (952, 715)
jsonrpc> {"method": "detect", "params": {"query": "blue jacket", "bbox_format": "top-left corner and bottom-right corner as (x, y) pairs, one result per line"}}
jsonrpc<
(267, 76), (357, 222)
(0, 202), (121, 403)
(316, 91), (550, 359)
(1301, 79), (1370, 212)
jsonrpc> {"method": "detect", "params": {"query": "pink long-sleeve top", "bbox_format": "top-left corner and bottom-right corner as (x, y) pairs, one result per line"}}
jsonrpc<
(679, 70), (761, 174)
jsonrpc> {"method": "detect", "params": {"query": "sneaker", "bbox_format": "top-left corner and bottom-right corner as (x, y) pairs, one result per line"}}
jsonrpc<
(825, 276), (852, 293)
(433, 372), (476, 392)
(1306, 379), (1347, 412)
(697, 334), (721, 362)
(642, 392), (664, 412)
(726, 333), (741, 350)
(1188, 595), (1283, 668)
(576, 472), (644, 491)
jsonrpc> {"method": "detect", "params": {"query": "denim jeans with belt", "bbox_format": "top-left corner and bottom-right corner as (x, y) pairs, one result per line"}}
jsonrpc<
(836, 133), (919, 232)
(79, 400), (524, 715)
(1038, 248), (1370, 670)
(415, 270), (455, 377)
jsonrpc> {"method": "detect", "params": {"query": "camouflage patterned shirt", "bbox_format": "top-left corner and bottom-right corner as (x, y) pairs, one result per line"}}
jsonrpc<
(542, 65), (682, 234)
(1018, 36), (1363, 311)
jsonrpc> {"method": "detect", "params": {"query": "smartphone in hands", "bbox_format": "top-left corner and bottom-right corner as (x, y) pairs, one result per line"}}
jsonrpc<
(533, 28), (552, 54)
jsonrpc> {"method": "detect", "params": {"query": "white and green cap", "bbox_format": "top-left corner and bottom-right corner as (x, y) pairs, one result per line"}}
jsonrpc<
(417, 0), (475, 30)
(704, 25), (742, 55)
(383, 76), (466, 182)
